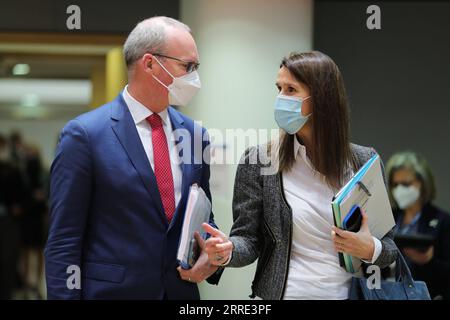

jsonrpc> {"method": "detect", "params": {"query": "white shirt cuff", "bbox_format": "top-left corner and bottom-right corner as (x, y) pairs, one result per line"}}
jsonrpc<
(362, 236), (382, 264)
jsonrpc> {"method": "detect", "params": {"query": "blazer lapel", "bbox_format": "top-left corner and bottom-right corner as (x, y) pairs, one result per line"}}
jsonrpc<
(110, 94), (167, 226)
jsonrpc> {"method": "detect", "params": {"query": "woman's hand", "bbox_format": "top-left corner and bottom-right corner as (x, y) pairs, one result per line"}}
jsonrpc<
(403, 246), (434, 265)
(201, 223), (234, 266)
(332, 211), (375, 261)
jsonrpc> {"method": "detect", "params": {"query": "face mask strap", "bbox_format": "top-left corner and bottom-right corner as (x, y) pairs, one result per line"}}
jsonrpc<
(152, 74), (169, 90)
(153, 56), (176, 78)
(278, 94), (311, 102)
(152, 57), (176, 90)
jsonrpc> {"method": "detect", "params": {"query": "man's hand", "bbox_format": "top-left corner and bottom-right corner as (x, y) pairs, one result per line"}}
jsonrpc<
(332, 211), (375, 261)
(403, 246), (434, 265)
(177, 231), (219, 283)
(202, 223), (233, 266)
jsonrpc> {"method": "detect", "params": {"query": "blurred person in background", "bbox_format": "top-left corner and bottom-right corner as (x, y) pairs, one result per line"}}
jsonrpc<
(386, 151), (450, 299)
(9, 131), (27, 175)
(0, 134), (26, 299)
(20, 144), (47, 299)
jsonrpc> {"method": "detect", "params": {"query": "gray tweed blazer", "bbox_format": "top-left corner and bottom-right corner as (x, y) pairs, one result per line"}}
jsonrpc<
(227, 143), (398, 300)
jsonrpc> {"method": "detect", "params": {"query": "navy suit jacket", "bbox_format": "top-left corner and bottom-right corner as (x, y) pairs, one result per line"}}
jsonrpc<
(45, 94), (221, 299)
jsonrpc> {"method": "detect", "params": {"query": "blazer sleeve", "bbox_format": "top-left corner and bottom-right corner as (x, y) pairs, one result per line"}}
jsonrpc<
(369, 148), (398, 268)
(227, 147), (263, 268)
(44, 119), (92, 299)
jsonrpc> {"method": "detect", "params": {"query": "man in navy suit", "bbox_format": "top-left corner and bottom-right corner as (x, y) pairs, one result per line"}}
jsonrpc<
(45, 16), (223, 299)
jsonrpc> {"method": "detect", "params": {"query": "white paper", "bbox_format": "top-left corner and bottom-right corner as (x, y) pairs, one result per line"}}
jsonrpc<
(177, 184), (212, 269)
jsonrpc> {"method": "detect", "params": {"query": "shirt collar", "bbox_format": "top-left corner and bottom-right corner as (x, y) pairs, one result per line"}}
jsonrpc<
(293, 135), (307, 160)
(293, 135), (315, 170)
(293, 135), (355, 186)
(122, 85), (170, 126)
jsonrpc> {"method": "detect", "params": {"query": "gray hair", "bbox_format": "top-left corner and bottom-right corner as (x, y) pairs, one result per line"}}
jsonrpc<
(123, 16), (191, 68)
(386, 151), (437, 207)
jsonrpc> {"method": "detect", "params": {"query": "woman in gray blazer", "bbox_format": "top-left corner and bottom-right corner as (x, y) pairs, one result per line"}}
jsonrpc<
(202, 51), (398, 300)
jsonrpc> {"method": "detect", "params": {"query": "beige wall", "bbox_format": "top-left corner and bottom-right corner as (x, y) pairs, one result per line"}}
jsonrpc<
(180, 0), (313, 299)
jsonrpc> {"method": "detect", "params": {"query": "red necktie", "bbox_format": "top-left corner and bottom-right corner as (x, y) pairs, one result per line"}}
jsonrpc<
(147, 113), (175, 223)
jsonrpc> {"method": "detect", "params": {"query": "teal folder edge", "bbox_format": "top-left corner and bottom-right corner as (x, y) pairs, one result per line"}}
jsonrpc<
(335, 153), (378, 205)
(332, 153), (379, 273)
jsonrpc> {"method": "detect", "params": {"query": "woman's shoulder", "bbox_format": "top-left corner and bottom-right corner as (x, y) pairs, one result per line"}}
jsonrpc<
(238, 142), (273, 167)
(423, 203), (450, 222)
(350, 142), (377, 158)
(350, 142), (381, 169)
(235, 142), (280, 180)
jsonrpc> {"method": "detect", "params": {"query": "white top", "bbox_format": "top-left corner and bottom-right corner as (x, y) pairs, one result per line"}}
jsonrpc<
(122, 86), (182, 208)
(282, 137), (381, 300)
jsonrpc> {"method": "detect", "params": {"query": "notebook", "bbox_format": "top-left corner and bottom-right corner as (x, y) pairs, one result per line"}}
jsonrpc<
(177, 183), (212, 269)
(332, 154), (396, 273)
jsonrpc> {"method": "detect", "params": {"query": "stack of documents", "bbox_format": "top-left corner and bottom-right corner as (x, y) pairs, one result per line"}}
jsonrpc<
(177, 183), (212, 270)
(332, 154), (396, 273)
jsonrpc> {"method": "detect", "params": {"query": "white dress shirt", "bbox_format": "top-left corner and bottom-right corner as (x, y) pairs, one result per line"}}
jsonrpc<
(122, 86), (182, 208)
(283, 137), (381, 300)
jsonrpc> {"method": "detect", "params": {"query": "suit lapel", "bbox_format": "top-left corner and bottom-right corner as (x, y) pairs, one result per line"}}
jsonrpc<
(167, 107), (196, 230)
(110, 94), (167, 226)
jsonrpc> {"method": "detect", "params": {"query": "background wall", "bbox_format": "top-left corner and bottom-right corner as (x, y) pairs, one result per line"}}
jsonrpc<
(314, 1), (450, 211)
(180, 0), (313, 299)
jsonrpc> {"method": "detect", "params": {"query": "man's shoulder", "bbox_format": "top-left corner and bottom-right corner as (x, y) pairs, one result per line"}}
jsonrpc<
(75, 100), (115, 127)
(168, 106), (207, 134)
(63, 98), (121, 135)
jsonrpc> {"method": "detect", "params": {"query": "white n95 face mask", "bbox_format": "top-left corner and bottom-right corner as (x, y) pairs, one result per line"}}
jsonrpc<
(152, 57), (201, 107)
(392, 185), (420, 209)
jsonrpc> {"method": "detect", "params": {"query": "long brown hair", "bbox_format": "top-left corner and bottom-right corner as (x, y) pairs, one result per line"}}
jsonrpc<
(277, 51), (355, 188)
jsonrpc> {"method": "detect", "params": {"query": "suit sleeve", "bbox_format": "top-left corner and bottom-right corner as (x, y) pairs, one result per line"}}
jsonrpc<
(44, 119), (92, 299)
(200, 129), (215, 226)
(200, 129), (225, 285)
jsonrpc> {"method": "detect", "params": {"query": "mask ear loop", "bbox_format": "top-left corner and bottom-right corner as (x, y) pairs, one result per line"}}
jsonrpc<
(301, 96), (311, 102)
(153, 56), (176, 78)
(301, 96), (312, 118)
(152, 56), (175, 89)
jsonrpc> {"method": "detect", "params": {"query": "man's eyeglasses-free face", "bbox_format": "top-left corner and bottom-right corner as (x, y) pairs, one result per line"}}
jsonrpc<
(151, 53), (200, 73)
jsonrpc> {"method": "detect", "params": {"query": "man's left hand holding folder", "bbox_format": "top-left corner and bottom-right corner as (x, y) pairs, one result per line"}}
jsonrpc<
(177, 230), (222, 283)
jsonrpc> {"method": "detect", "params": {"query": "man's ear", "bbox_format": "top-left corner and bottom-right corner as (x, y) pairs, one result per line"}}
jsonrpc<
(142, 54), (153, 72)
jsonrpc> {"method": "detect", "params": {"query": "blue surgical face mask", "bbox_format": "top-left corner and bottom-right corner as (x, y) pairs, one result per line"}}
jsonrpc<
(274, 94), (311, 134)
